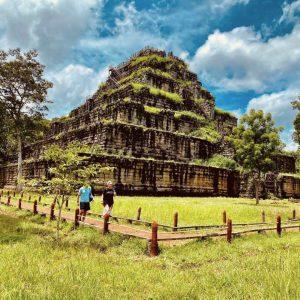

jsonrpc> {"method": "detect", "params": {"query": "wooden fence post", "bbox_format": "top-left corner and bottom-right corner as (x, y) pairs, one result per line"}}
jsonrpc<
(227, 219), (232, 243)
(292, 209), (296, 220)
(50, 203), (55, 220)
(136, 207), (142, 221)
(223, 210), (227, 224)
(74, 208), (80, 227)
(150, 221), (159, 257)
(7, 196), (11, 206)
(21, 191), (24, 199)
(173, 212), (178, 232)
(276, 215), (282, 237)
(65, 198), (69, 208)
(13, 191), (16, 197)
(262, 211), (266, 223)
(18, 198), (22, 210)
(38, 195), (42, 203)
(33, 200), (38, 215)
(7, 190), (10, 196)
(103, 215), (110, 234)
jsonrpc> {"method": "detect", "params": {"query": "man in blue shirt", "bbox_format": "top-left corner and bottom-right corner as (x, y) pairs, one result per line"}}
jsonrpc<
(78, 183), (93, 221)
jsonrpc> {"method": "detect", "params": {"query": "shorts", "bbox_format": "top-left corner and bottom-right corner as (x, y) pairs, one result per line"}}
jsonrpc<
(80, 202), (90, 211)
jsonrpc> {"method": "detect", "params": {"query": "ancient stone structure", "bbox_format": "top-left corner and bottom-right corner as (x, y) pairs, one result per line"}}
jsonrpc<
(0, 47), (299, 197)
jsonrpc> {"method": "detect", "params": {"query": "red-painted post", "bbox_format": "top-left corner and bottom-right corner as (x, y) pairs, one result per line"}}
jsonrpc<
(173, 212), (178, 232)
(136, 207), (142, 220)
(227, 219), (232, 243)
(276, 215), (282, 237)
(103, 215), (110, 234)
(150, 221), (159, 257)
(74, 208), (80, 227)
(223, 210), (227, 224)
(50, 203), (55, 220)
(292, 209), (296, 220)
(18, 198), (22, 210)
(262, 211), (266, 223)
(7, 196), (11, 206)
(33, 200), (38, 215)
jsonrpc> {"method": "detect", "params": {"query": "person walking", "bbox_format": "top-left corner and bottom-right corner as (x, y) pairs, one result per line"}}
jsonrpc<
(102, 181), (116, 217)
(78, 182), (93, 222)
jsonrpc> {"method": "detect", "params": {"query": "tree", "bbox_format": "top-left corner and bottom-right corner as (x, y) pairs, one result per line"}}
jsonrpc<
(27, 143), (111, 239)
(291, 96), (300, 145)
(0, 48), (52, 187)
(229, 109), (283, 204)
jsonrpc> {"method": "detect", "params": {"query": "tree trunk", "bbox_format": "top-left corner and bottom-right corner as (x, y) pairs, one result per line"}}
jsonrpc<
(255, 179), (260, 205)
(16, 132), (23, 191)
(254, 171), (260, 205)
(56, 195), (66, 240)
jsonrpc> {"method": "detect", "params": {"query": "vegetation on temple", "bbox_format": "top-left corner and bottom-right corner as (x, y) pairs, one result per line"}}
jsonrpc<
(193, 155), (238, 170)
(215, 107), (234, 118)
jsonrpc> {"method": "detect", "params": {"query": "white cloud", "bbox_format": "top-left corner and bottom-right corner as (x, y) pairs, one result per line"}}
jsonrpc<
(47, 64), (108, 118)
(210, 0), (250, 13)
(279, 0), (300, 24)
(190, 25), (300, 93)
(247, 89), (300, 150)
(0, 0), (103, 65)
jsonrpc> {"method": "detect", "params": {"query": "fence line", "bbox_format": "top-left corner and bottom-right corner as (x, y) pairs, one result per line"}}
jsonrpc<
(0, 191), (299, 232)
(0, 193), (299, 257)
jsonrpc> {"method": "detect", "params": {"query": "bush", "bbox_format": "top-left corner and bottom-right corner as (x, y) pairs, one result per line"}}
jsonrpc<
(193, 155), (238, 170)
(215, 107), (234, 118)
(190, 126), (221, 143)
(174, 111), (205, 123)
(144, 105), (162, 115)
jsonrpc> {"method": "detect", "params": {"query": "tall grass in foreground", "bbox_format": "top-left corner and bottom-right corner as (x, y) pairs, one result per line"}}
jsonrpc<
(0, 207), (299, 299)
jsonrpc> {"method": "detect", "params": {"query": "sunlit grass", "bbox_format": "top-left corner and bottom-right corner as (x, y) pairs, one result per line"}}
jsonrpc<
(4, 190), (299, 226)
(0, 207), (299, 299)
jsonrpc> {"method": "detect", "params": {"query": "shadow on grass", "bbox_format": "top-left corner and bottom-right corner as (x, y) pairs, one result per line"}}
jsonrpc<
(236, 202), (289, 208)
(0, 210), (53, 245)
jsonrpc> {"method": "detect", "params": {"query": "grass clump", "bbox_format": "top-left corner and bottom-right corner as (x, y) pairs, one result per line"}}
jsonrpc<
(149, 87), (183, 103)
(190, 125), (221, 143)
(193, 154), (238, 170)
(174, 110), (205, 123)
(215, 107), (235, 118)
(132, 82), (183, 104)
(193, 98), (205, 106)
(144, 105), (162, 115)
(278, 173), (300, 179)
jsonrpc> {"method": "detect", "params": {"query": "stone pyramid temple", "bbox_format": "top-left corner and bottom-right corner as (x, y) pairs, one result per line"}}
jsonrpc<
(0, 47), (299, 197)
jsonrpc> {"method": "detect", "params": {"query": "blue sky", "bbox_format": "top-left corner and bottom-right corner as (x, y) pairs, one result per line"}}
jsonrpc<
(0, 0), (300, 149)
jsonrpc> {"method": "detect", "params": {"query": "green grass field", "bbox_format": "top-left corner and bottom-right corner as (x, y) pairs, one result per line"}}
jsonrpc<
(0, 195), (299, 299)
(5, 191), (300, 226)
